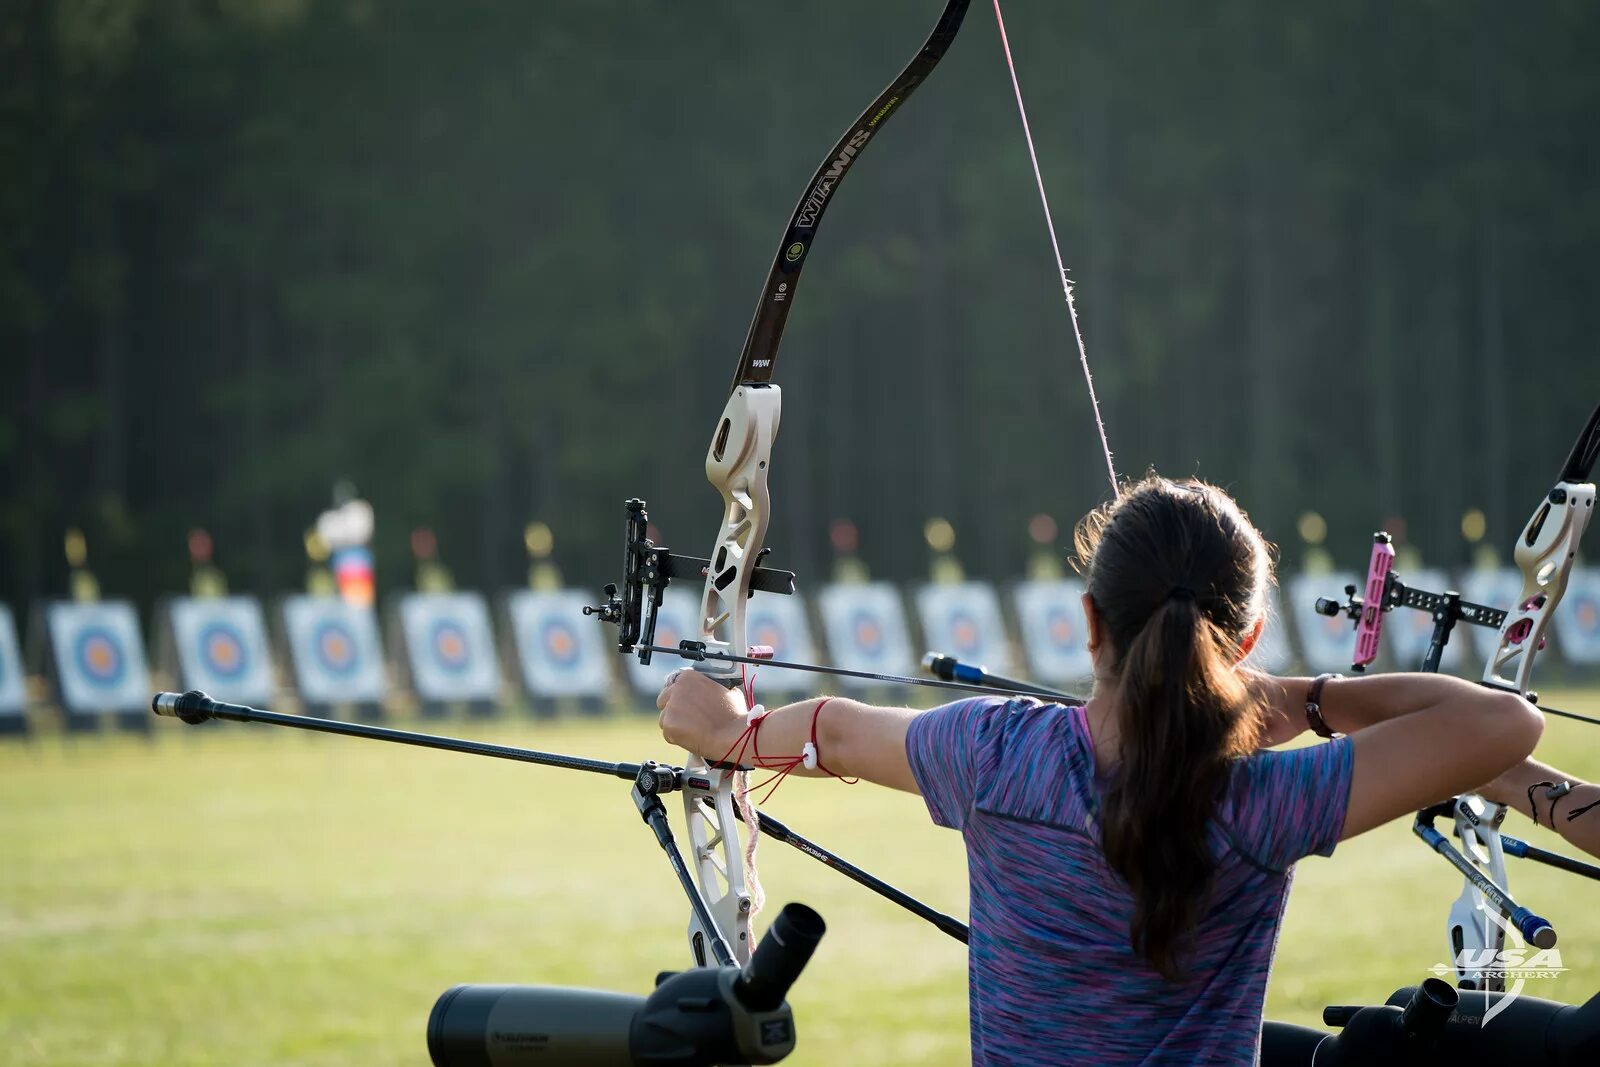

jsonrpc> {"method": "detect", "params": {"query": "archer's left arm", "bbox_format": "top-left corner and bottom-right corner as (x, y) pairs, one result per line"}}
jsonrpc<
(657, 670), (920, 792)
(1478, 757), (1600, 859)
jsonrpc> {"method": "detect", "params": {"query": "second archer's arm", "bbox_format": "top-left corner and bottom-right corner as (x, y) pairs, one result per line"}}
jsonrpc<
(1477, 757), (1600, 859)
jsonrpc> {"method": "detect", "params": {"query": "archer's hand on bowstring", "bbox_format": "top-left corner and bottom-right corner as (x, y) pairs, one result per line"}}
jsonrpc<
(657, 670), (921, 793)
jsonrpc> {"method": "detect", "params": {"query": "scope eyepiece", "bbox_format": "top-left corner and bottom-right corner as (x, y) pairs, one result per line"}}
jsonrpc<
(734, 903), (826, 1013)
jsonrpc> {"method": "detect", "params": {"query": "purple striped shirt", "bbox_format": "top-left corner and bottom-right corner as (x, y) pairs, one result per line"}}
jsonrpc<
(907, 697), (1354, 1066)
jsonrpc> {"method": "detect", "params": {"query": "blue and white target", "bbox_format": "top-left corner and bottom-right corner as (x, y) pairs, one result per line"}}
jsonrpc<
(505, 590), (612, 699)
(281, 595), (387, 706)
(817, 582), (915, 690)
(169, 597), (275, 705)
(313, 620), (361, 677)
(541, 619), (581, 668)
(0, 604), (23, 717)
(1013, 580), (1093, 683)
(1288, 572), (1361, 673)
(45, 601), (152, 714)
(75, 626), (124, 688)
(916, 583), (1010, 673)
(429, 620), (471, 674)
(852, 610), (884, 656)
(197, 622), (249, 680)
(1553, 568), (1600, 666)
(398, 593), (500, 703)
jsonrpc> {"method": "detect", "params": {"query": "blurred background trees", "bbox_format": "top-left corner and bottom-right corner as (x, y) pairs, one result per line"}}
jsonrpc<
(2, 0), (1596, 607)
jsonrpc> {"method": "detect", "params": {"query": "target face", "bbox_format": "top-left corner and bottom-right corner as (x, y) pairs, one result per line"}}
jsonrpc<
(947, 609), (982, 657)
(45, 601), (152, 713)
(817, 583), (915, 689)
(506, 591), (610, 699)
(916, 584), (1008, 673)
(282, 595), (387, 705)
(399, 593), (500, 702)
(313, 620), (360, 677)
(429, 620), (471, 674)
(852, 611), (884, 655)
(540, 619), (581, 667)
(1013, 580), (1093, 684)
(169, 597), (274, 705)
(197, 622), (249, 680)
(74, 626), (125, 688)
(1045, 606), (1077, 649)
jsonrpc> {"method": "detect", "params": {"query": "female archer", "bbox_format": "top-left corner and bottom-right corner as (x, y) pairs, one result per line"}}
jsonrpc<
(657, 475), (1543, 1065)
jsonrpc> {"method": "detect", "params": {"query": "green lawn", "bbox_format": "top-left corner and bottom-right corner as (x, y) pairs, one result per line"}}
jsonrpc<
(3, 691), (1598, 1065)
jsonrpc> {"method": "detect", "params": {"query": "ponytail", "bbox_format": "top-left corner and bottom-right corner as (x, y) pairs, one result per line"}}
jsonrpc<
(1075, 477), (1269, 980)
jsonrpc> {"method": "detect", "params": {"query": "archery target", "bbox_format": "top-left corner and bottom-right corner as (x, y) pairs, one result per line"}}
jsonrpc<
(1459, 568), (1524, 663)
(169, 597), (275, 705)
(398, 593), (501, 702)
(1286, 572), (1362, 674)
(45, 601), (152, 714)
(281, 595), (387, 705)
(1553, 567), (1600, 666)
(916, 583), (1011, 674)
(816, 582), (916, 690)
(1385, 568), (1464, 671)
(1013, 579), (1093, 683)
(506, 590), (612, 698)
(1244, 587), (1295, 674)
(743, 592), (817, 694)
(624, 589), (700, 695)
(0, 604), (25, 717)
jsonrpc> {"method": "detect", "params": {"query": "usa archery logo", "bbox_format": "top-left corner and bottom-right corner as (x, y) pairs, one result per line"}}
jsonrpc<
(1430, 905), (1566, 1024)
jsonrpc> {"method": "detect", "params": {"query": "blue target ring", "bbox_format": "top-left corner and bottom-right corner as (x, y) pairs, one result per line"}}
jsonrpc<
(312, 620), (360, 677)
(428, 619), (472, 675)
(74, 626), (125, 689)
(539, 619), (581, 668)
(197, 622), (249, 680)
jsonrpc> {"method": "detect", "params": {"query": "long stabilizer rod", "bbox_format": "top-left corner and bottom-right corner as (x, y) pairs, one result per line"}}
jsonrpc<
(152, 691), (968, 944)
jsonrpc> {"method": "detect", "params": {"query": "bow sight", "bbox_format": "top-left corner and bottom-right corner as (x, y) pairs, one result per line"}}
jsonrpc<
(583, 499), (795, 666)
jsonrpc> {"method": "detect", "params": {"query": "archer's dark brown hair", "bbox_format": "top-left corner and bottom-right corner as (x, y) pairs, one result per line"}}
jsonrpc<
(1073, 475), (1272, 980)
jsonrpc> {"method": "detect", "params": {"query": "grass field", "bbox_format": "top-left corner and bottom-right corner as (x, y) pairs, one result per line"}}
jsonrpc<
(4, 691), (1599, 1066)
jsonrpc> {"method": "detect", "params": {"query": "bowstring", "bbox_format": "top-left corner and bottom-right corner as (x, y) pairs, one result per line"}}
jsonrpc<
(991, 0), (1119, 500)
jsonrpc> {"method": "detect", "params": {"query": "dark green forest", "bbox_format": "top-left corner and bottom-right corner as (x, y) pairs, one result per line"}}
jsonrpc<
(3, 0), (1597, 609)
